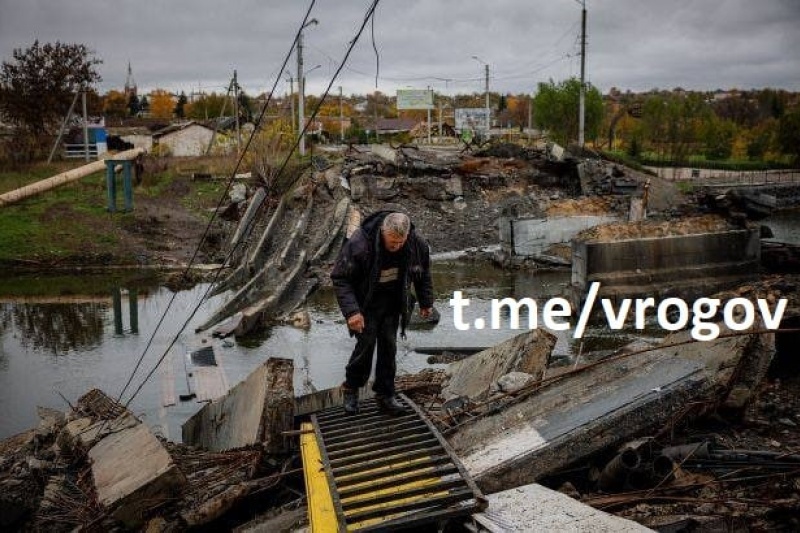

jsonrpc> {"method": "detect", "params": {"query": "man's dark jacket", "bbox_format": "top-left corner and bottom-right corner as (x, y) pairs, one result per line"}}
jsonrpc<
(331, 210), (434, 337)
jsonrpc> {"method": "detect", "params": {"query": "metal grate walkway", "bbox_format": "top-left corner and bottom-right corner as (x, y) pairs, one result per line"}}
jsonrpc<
(301, 393), (486, 532)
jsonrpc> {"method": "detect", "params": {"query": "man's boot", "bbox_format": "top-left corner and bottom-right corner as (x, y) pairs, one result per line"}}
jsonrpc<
(343, 386), (359, 415)
(376, 395), (406, 416)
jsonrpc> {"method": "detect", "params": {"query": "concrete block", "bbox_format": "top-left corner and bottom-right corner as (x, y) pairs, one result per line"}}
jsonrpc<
(448, 326), (774, 494)
(445, 176), (463, 198)
(56, 418), (93, 452)
(571, 229), (761, 306)
(182, 358), (294, 452)
(89, 419), (186, 528)
(506, 215), (617, 257)
(474, 482), (652, 532)
(442, 329), (556, 401)
(371, 144), (397, 164)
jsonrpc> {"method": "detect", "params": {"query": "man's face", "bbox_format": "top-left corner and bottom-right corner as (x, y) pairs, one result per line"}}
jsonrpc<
(381, 230), (407, 253)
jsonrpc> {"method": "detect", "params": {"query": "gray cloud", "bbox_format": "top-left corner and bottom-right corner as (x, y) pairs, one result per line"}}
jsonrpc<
(1, 0), (798, 98)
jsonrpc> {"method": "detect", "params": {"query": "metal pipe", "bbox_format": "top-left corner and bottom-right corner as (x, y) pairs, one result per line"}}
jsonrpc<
(598, 448), (641, 492)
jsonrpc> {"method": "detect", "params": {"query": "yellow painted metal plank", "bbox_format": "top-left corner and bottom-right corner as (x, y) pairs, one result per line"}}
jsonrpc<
(336, 455), (434, 483)
(346, 490), (451, 531)
(338, 465), (438, 492)
(344, 489), (449, 518)
(301, 422), (339, 533)
(340, 473), (441, 506)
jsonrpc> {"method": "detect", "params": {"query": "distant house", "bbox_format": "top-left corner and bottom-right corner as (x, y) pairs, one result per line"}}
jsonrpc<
(370, 118), (418, 135)
(105, 126), (154, 152)
(153, 121), (228, 157)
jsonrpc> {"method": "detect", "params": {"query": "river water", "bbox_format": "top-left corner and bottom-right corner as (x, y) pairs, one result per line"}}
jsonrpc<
(0, 263), (586, 441)
(1, 209), (798, 441)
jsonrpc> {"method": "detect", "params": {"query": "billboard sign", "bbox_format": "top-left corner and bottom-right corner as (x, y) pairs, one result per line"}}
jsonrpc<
(454, 108), (490, 132)
(397, 89), (433, 110)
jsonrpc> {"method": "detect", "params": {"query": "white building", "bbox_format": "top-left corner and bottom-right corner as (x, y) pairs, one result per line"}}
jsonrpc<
(153, 122), (230, 157)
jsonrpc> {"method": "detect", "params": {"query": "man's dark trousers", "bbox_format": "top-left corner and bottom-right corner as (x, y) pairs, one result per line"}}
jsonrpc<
(344, 302), (399, 397)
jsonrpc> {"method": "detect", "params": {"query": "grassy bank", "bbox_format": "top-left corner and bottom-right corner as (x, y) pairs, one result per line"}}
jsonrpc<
(0, 156), (230, 267)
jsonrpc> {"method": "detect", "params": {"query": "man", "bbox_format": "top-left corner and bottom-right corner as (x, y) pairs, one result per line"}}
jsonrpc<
(331, 211), (434, 415)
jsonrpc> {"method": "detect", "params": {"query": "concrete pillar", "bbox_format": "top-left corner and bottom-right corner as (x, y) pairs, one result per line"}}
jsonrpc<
(105, 161), (117, 212)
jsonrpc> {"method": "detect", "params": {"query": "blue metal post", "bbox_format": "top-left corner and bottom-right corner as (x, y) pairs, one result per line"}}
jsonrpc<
(122, 161), (133, 211)
(105, 160), (117, 212)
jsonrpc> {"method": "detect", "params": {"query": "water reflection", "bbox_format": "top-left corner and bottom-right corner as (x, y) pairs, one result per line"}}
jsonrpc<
(2, 302), (107, 354)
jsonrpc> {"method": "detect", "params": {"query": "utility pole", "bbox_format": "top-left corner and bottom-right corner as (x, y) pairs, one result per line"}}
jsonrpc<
(233, 70), (241, 155)
(297, 30), (305, 155)
(339, 86), (344, 142)
(297, 18), (318, 156)
(484, 64), (490, 135)
(438, 100), (443, 141)
(81, 87), (90, 161)
(427, 86), (432, 145)
(472, 56), (490, 137)
(48, 90), (81, 163)
(286, 75), (295, 136)
(578, 0), (587, 148)
(373, 91), (380, 143)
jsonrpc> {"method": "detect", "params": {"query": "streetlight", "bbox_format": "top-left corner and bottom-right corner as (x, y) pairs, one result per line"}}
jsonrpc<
(303, 64), (321, 139)
(298, 18), (319, 156)
(471, 55), (490, 136)
(284, 71), (295, 136)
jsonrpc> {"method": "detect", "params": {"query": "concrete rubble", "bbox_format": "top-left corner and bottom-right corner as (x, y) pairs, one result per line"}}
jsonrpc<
(183, 357), (295, 453)
(88, 415), (187, 528)
(441, 328), (556, 401)
(0, 387), (290, 531)
(2, 142), (799, 531)
(200, 141), (665, 336)
(444, 321), (778, 493)
(470, 482), (652, 532)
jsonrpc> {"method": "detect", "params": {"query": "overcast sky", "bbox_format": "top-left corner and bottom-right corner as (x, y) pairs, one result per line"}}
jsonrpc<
(1, 0), (799, 98)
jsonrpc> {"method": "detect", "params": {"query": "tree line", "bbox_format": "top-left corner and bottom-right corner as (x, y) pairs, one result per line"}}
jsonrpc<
(2, 41), (799, 165)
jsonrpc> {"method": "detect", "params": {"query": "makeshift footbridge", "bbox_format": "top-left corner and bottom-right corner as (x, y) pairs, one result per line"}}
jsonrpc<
(300, 394), (486, 531)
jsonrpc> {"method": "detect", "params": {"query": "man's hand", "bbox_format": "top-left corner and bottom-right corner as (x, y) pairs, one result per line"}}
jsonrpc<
(347, 313), (365, 333)
(420, 307), (432, 319)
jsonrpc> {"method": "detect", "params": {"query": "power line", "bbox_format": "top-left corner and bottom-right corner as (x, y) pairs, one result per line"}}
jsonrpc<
(117, 0), (318, 408)
(122, 0), (385, 408)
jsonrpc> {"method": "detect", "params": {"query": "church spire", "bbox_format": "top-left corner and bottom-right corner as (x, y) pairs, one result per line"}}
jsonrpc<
(124, 61), (137, 98)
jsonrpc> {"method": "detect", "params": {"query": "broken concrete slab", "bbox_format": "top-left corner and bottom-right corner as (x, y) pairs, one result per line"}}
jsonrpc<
(441, 329), (556, 401)
(472, 482), (652, 532)
(500, 214), (617, 257)
(447, 323), (774, 494)
(89, 417), (187, 528)
(182, 358), (294, 453)
(371, 143), (398, 164)
(56, 417), (93, 451)
(571, 228), (761, 308)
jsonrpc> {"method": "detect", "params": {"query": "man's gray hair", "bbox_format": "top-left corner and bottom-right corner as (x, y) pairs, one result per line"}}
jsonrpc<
(381, 212), (410, 237)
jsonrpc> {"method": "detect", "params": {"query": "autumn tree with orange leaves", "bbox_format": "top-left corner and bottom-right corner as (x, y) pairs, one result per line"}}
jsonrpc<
(103, 90), (128, 118)
(149, 89), (175, 119)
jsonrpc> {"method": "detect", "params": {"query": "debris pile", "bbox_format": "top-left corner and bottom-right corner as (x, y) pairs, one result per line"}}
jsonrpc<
(576, 214), (735, 242)
(0, 389), (297, 532)
(394, 276), (799, 529)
